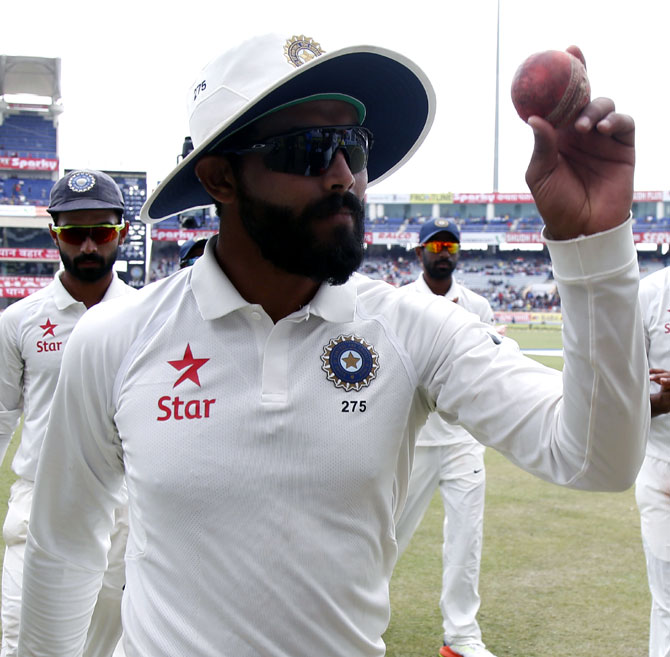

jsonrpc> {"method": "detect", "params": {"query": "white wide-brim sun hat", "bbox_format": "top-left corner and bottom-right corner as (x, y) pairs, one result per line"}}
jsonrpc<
(141, 34), (436, 224)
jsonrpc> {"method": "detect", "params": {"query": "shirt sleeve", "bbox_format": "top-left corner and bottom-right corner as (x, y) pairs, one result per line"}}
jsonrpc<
(19, 312), (126, 657)
(480, 298), (494, 325)
(0, 306), (25, 464)
(637, 270), (657, 356)
(419, 219), (648, 491)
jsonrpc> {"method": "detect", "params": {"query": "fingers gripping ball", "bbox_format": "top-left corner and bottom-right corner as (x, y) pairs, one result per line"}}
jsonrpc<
(511, 49), (591, 127)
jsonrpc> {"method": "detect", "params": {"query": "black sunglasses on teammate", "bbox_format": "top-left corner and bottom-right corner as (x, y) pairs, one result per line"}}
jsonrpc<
(219, 125), (373, 177)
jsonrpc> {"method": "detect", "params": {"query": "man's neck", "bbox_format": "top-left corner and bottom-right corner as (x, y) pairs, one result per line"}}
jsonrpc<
(423, 272), (453, 297)
(215, 225), (321, 324)
(59, 271), (115, 309)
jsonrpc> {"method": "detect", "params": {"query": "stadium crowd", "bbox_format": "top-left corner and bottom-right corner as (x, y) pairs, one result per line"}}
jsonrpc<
(145, 246), (669, 314)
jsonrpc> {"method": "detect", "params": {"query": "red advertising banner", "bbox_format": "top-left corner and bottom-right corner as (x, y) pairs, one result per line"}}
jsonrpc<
(151, 228), (218, 242)
(503, 232), (545, 244)
(633, 191), (664, 202)
(369, 231), (415, 246)
(0, 156), (59, 171)
(0, 248), (60, 261)
(372, 191), (664, 205)
(0, 276), (52, 298)
(452, 192), (536, 204)
(634, 232), (670, 244)
(493, 311), (562, 325)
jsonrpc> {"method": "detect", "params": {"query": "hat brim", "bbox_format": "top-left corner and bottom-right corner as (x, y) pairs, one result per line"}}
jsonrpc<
(47, 199), (125, 215)
(141, 45), (435, 223)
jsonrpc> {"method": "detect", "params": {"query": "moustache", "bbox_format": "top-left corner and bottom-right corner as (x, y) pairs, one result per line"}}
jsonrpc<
(306, 192), (364, 222)
(73, 254), (106, 266)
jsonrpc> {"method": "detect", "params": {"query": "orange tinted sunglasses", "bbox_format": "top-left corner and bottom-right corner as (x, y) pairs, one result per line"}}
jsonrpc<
(422, 241), (460, 254)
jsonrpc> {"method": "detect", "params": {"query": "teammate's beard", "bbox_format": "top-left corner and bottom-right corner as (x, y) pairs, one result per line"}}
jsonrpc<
(237, 182), (366, 286)
(59, 249), (118, 283)
(422, 251), (457, 281)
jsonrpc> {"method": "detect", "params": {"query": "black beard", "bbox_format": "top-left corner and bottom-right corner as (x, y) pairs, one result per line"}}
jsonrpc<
(237, 183), (365, 286)
(59, 249), (117, 283)
(422, 252), (457, 281)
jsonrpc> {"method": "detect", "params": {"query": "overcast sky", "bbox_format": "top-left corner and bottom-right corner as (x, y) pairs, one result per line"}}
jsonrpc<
(3, 0), (667, 197)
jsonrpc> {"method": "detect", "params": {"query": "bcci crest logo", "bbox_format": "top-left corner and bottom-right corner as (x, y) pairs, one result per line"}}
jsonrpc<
(284, 35), (324, 68)
(67, 171), (96, 193)
(321, 334), (379, 392)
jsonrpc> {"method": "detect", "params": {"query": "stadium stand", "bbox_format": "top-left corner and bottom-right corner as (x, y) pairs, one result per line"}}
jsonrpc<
(0, 113), (57, 160)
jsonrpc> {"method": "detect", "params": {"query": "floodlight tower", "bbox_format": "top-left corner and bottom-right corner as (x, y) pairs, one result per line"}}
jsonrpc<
(493, 0), (500, 193)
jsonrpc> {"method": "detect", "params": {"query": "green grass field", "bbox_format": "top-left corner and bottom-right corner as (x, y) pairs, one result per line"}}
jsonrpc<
(0, 325), (650, 656)
(384, 325), (650, 656)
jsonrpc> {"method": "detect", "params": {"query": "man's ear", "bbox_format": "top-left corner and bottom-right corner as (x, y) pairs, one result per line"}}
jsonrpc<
(195, 155), (238, 205)
(48, 223), (60, 247)
(414, 245), (423, 260)
(118, 220), (130, 245)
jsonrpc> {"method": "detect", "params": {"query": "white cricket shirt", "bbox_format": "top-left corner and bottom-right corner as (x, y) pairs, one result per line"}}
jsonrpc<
(0, 272), (135, 479)
(638, 267), (670, 461)
(402, 275), (495, 447)
(20, 221), (648, 657)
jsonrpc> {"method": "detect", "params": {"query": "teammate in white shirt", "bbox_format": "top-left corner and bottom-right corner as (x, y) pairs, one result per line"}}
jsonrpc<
(0, 170), (134, 657)
(395, 217), (498, 657)
(635, 267), (670, 657)
(18, 36), (647, 657)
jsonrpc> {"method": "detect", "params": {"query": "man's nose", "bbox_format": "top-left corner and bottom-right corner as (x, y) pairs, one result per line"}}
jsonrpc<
(80, 234), (98, 253)
(322, 149), (355, 192)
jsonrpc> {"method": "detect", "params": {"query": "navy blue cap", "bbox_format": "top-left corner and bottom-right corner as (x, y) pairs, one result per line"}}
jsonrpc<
(418, 217), (460, 244)
(179, 238), (207, 266)
(47, 170), (124, 216)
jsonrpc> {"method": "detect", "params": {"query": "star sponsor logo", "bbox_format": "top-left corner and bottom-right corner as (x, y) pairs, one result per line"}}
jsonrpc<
(321, 334), (379, 392)
(40, 318), (57, 337)
(36, 318), (62, 353)
(168, 343), (209, 388)
(157, 344), (216, 421)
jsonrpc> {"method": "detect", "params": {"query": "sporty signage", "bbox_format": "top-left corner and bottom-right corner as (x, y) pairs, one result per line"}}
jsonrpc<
(151, 228), (218, 242)
(0, 156), (59, 171)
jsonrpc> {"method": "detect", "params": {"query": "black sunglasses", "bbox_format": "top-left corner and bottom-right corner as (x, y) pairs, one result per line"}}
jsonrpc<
(218, 125), (373, 177)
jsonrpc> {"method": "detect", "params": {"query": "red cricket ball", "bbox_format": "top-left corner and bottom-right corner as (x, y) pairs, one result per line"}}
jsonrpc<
(510, 49), (591, 127)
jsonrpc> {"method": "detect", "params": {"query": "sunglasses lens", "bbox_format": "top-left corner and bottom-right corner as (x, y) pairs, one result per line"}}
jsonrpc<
(424, 242), (459, 254)
(342, 144), (367, 174)
(90, 226), (120, 244)
(55, 225), (121, 245)
(55, 227), (86, 244)
(263, 127), (370, 176)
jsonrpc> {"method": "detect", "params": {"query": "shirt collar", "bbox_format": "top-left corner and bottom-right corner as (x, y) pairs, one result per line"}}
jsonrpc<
(52, 271), (79, 310)
(191, 238), (250, 320)
(300, 276), (357, 323)
(191, 237), (357, 323)
(417, 273), (458, 300)
(51, 270), (128, 311)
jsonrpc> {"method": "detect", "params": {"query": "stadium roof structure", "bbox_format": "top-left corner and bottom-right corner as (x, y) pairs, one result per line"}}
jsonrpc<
(0, 55), (61, 102)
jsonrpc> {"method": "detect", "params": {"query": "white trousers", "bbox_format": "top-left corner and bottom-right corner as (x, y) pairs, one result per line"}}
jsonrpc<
(0, 477), (128, 657)
(636, 455), (670, 657)
(395, 440), (486, 646)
